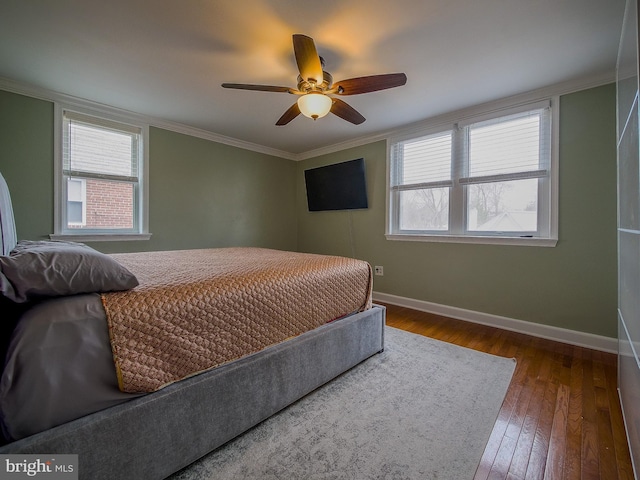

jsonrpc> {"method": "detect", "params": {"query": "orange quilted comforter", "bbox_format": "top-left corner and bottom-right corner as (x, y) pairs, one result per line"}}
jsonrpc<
(101, 248), (373, 393)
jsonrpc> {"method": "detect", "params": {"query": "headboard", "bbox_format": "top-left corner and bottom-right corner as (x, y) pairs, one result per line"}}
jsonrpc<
(0, 172), (21, 380)
(0, 172), (18, 256)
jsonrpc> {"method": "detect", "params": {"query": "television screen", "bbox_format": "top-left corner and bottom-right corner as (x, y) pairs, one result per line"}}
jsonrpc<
(304, 158), (368, 212)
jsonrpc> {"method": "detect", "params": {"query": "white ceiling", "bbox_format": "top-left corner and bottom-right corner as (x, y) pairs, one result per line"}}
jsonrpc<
(0, 0), (625, 156)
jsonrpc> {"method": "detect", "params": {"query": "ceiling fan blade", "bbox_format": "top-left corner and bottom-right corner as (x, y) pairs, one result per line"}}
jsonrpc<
(292, 34), (324, 84)
(330, 98), (366, 125)
(276, 102), (301, 126)
(221, 83), (293, 93)
(334, 73), (407, 95)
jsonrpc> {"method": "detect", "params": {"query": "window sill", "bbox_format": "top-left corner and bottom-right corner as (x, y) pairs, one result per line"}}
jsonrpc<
(385, 233), (558, 247)
(50, 233), (152, 242)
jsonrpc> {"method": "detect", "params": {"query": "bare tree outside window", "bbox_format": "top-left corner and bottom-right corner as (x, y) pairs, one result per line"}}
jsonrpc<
(400, 188), (449, 230)
(468, 179), (538, 231)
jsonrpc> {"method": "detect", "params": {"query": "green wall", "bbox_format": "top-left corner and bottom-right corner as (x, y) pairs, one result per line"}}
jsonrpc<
(0, 89), (298, 254)
(0, 91), (54, 241)
(297, 84), (618, 338)
(0, 84), (618, 338)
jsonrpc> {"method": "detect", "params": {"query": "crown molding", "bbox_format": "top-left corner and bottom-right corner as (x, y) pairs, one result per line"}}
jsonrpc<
(1, 71), (615, 163)
(0, 77), (297, 161)
(149, 120), (297, 161)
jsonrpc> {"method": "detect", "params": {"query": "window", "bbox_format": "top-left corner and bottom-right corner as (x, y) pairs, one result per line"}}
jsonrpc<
(388, 100), (557, 246)
(53, 107), (150, 240)
(66, 178), (86, 226)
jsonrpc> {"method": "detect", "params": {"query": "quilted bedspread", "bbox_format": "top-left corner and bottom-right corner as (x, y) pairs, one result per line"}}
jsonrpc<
(101, 248), (373, 393)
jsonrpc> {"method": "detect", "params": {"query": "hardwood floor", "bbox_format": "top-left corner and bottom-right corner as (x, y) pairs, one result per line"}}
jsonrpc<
(382, 302), (635, 480)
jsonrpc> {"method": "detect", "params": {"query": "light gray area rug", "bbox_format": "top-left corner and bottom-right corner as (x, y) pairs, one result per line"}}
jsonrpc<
(169, 326), (516, 480)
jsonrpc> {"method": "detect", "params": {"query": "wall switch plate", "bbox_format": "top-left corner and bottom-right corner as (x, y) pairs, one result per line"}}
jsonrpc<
(374, 266), (384, 276)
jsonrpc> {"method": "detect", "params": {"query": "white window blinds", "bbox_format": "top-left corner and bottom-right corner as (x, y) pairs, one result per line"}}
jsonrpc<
(391, 131), (453, 189)
(63, 111), (140, 182)
(460, 105), (551, 185)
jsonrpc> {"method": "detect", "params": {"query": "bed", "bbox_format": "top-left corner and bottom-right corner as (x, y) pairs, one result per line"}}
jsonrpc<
(0, 172), (386, 480)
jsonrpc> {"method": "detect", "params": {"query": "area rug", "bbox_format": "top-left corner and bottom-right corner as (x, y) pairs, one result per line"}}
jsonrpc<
(168, 326), (516, 480)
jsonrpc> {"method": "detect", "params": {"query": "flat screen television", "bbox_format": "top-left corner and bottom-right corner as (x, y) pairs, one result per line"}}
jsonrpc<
(304, 158), (368, 212)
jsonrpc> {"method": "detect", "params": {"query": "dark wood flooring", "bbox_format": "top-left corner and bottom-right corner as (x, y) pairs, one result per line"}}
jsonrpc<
(382, 302), (635, 480)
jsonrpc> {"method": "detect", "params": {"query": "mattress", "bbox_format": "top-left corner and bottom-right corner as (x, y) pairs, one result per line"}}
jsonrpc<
(0, 247), (372, 441)
(104, 247), (373, 393)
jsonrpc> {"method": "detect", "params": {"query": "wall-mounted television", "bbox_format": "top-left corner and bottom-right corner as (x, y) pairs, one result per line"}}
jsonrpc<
(304, 158), (369, 212)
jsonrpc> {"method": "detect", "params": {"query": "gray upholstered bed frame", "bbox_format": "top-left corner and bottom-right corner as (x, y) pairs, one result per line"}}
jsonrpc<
(1, 307), (385, 479)
(0, 172), (386, 479)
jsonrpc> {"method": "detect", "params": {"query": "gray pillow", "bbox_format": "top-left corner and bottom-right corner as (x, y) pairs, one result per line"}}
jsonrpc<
(0, 240), (139, 303)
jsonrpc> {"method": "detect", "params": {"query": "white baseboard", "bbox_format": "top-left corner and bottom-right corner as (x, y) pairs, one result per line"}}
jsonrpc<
(373, 291), (618, 354)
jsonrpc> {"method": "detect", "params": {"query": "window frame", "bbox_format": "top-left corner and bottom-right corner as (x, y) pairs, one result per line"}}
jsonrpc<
(52, 104), (151, 242)
(386, 99), (559, 247)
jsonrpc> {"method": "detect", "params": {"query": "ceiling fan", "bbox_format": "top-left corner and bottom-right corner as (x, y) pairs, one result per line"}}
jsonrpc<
(222, 34), (407, 126)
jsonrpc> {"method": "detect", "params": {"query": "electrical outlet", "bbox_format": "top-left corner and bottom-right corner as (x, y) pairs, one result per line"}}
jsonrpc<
(374, 266), (384, 276)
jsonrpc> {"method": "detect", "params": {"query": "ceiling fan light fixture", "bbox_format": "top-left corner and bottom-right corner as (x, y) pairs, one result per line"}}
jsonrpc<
(222, 35), (406, 126)
(297, 92), (332, 120)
